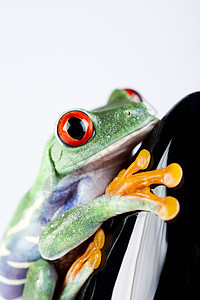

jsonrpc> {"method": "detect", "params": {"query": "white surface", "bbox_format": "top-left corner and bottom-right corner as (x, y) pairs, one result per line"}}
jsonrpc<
(112, 213), (167, 300)
(0, 0), (200, 239)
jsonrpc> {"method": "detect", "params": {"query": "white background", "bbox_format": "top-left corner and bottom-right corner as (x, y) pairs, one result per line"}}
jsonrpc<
(0, 0), (199, 240)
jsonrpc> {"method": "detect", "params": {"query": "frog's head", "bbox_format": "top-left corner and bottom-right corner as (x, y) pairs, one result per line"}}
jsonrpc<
(49, 89), (158, 179)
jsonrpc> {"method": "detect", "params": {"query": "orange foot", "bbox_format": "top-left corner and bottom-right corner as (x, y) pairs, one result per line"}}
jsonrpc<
(60, 228), (105, 297)
(106, 149), (183, 221)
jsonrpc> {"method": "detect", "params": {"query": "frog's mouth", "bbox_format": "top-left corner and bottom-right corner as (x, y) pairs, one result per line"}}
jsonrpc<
(77, 118), (159, 173)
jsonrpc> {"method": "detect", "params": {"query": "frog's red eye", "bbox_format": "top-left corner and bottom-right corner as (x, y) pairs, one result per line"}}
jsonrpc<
(57, 111), (94, 146)
(124, 89), (143, 103)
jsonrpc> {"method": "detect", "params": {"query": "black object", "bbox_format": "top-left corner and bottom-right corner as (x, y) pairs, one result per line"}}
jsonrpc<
(153, 92), (200, 300)
(78, 92), (200, 300)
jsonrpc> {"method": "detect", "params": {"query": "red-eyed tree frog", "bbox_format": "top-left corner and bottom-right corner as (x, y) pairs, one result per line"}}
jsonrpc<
(0, 89), (181, 299)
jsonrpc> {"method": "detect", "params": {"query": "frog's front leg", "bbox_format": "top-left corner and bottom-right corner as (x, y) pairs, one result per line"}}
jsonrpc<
(22, 259), (57, 300)
(39, 149), (182, 261)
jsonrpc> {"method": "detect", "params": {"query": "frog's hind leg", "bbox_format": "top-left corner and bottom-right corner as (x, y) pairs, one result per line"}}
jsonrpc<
(22, 259), (57, 300)
(59, 228), (105, 300)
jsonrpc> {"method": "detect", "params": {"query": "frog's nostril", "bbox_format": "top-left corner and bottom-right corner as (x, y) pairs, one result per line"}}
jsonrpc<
(125, 111), (131, 117)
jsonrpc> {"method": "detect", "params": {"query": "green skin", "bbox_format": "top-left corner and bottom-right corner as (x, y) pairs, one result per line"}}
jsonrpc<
(39, 195), (160, 261)
(0, 89), (159, 300)
(23, 260), (57, 300)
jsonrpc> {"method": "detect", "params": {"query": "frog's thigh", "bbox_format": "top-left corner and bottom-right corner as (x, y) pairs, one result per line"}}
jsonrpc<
(22, 259), (57, 300)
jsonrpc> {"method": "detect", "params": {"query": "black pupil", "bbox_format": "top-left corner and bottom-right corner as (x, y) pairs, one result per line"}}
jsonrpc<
(66, 117), (86, 140)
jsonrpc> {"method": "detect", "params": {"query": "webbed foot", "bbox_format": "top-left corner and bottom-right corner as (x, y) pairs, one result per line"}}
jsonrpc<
(59, 228), (105, 300)
(106, 149), (182, 221)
